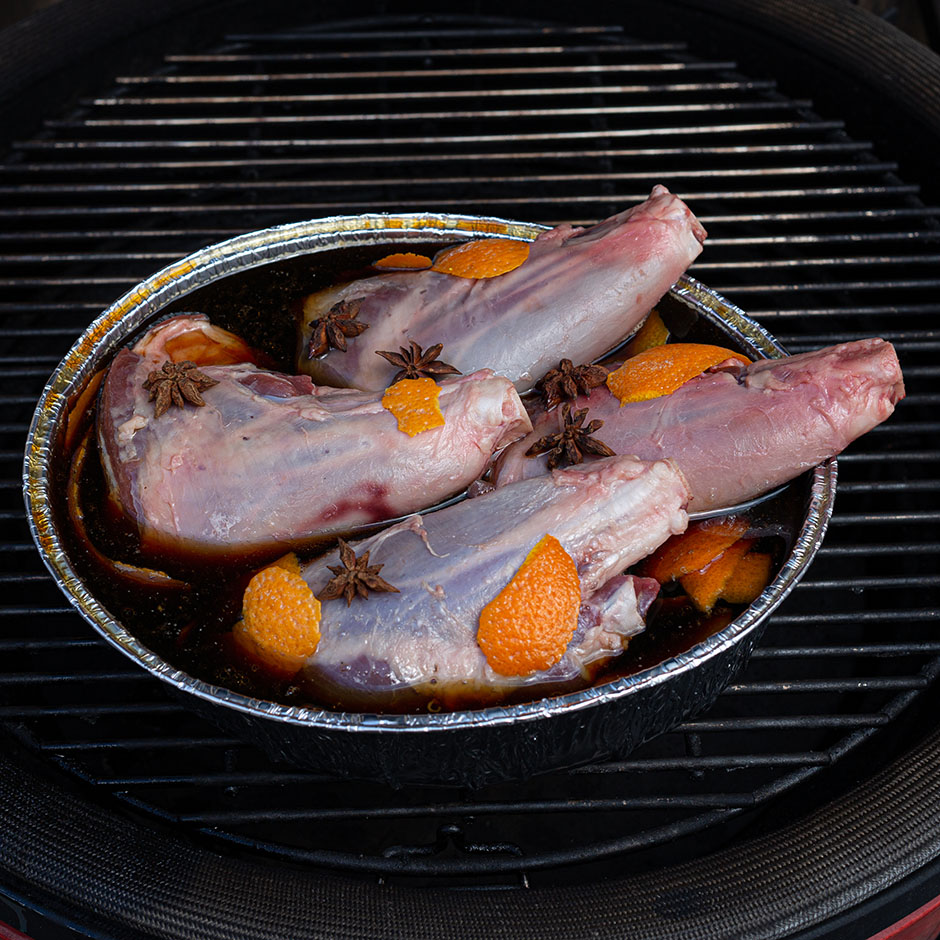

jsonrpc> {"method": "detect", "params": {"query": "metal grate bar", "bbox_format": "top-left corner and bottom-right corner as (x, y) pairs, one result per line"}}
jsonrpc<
(751, 330), (940, 345)
(178, 793), (757, 825)
(89, 81), (779, 106)
(887, 365), (940, 379)
(1, 166), (902, 198)
(802, 575), (940, 591)
(0, 312), (101, 324)
(96, 771), (386, 786)
(119, 61), (748, 84)
(224, 25), (627, 40)
(836, 481), (940, 495)
(837, 451), (939, 463)
(0, 607), (80, 617)
(0, 355), (63, 364)
(0, 703), (183, 718)
(0, 142), (879, 174)
(0, 277), (151, 287)
(703, 207), (940, 222)
(830, 511), (940, 525)
(0, 672), (149, 685)
(760, 305), (940, 318)
(163, 42), (692, 63)
(43, 736), (240, 751)
(817, 539), (940, 553)
(726, 678), (929, 693)
(770, 609), (940, 626)
(723, 277), (940, 293)
(581, 753), (830, 773)
(46, 100), (818, 128)
(0, 546), (64, 554)
(14, 121), (848, 148)
(95, 755), (825, 792)
(697, 254), (940, 271)
(0, 368), (59, 379)
(0, 638), (105, 650)
(777, 331), (940, 346)
(1, 187), (923, 220)
(0, 230), (235, 241)
(0, 253), (181, 263)
(868, 423), (940, 434)
(682, 714), (890, 731)
(752, 644), (940, 657)
(709, 231), (939, 247)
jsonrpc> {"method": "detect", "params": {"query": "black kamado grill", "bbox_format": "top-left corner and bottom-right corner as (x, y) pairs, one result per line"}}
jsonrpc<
(1, 1), (939, 938)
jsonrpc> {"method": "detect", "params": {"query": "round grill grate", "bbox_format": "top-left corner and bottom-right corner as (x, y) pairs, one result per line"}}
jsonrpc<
(0, 1), (939, 935)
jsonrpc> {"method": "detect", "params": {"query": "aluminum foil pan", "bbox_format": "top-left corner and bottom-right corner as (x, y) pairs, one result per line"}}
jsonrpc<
(23, 213), (835, 787)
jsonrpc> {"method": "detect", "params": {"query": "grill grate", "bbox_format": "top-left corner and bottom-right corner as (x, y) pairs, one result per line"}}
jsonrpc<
(1, 14), (938, 883)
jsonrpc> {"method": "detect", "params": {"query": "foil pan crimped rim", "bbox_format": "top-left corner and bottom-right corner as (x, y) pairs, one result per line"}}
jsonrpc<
(23, 213), (835, 734)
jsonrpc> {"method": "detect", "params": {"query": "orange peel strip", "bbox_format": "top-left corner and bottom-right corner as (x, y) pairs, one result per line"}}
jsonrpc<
(680, 538), (755, 614)
(477, 534), (581, 677)
(640, 518), (750, 584)
(236, 565), (321, 676)
(606, 342), (751, 406)
(65, 368), (105, 454)
(381, 377), (446, 436)
(164, 324), (262, 367)
(721, 551), (773, 606)
(432, 238), (530, 279)
(373, 252), (433, 270)
(269, 552), (303, 577)
(622, 309), (670, 358)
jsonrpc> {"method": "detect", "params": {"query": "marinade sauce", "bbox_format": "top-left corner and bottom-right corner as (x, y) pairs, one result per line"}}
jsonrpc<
(50, 244), (799, 715)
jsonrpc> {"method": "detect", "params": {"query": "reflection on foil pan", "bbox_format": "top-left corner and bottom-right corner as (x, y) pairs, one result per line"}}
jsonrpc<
(23, 214), (834, 787)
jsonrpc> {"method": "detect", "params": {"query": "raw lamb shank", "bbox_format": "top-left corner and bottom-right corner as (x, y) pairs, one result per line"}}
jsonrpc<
(494, 338), (905, 512)
(96, 314), (531, 562)
(296, 185), (706, 392)
(297, 455), (690, 710)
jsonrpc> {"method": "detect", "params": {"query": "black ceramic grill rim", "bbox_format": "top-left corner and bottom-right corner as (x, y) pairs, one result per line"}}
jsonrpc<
(1, 0), (939, 937)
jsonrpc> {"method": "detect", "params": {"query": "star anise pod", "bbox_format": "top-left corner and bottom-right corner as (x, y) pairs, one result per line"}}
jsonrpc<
(307, 298), (369, 358)
(317, 539), (400, 606)
(375, 340), (462, 383)
(524, 403), (616, 470)
(537, 358), (609, 409)
(142, 359), (218, 419)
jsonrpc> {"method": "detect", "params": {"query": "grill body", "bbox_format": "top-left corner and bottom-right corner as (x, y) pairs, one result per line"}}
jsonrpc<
(0, 1), (939, 937)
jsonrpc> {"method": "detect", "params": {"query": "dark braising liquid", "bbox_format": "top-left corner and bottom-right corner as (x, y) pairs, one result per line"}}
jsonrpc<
(51, 242), (800, 714)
